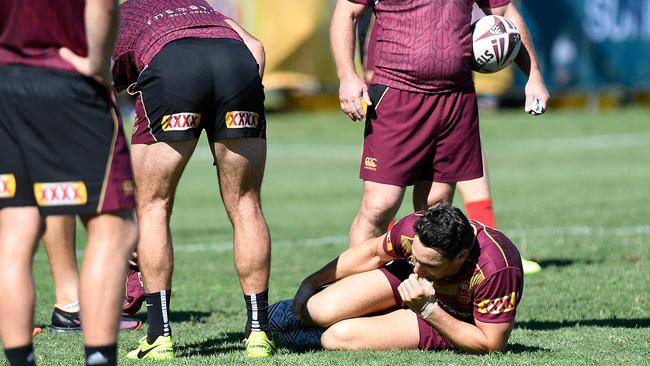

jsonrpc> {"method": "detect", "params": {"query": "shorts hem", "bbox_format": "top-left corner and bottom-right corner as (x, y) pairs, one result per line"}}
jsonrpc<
(359, 173), (410, 187)
(433, 171), (484, 183)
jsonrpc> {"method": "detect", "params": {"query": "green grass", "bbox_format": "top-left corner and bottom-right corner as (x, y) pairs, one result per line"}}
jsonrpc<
(24, 107), (650, 365)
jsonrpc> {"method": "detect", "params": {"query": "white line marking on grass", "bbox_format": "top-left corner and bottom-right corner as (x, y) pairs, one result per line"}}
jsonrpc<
(172, 226), (650, 253)
(510, 133), (650, 153)
(505, 225), (650, 238)
(174, 235), (348, 253)
(190, 145), (361, 162)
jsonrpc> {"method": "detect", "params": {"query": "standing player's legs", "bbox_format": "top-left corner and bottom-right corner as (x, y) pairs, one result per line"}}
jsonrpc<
(43, 215), (83, 331)
(1, 65), (137, 366)
(128, 140), (197, 357)
(412, 180), (456, 211)
(349, 182), (405, 246)
(212, 138), (274, 356)
(0, 207), (41, 351)
(43, 216), (78, 309)
(457, 150), (494, 226)
(78, 210), (137, 346)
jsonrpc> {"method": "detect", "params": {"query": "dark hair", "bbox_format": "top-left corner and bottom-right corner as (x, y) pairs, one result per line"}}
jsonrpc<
(413, 205), (474, 260)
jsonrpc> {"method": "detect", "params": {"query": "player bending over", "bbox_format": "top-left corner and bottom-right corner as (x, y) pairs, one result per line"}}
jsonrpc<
(271, 205), (523, 354)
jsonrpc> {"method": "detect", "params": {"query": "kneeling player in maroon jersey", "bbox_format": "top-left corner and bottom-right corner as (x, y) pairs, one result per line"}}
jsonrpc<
(112, 0), (273, 359)
(276, 205), (523, 354)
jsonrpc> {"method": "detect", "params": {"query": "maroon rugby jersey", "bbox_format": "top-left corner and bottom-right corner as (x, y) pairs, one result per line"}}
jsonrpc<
(351, 0), (510, 93)
(0, 0), (86, 72)
(382, 212), (523, 324)
(112, 0), (242, 91)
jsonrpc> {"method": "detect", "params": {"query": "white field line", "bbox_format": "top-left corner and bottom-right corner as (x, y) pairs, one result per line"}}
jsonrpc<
(509, 133), (650, 153)
(171, 225), (650, 253)
(187, 133), (650, 162)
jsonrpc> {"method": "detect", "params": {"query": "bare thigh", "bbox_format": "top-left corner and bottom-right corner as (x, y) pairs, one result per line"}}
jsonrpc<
(307, 269), (397, 327)
(321, 309), (420, 350)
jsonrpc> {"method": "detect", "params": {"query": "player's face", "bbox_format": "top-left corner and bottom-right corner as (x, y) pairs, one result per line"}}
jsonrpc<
(410, 236), (466, 281)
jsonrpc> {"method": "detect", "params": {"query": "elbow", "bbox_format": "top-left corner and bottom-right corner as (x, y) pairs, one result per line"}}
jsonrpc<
(470, 341), (507, 355)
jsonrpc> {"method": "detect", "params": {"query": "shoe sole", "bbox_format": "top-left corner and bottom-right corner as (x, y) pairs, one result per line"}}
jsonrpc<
(50, 320), (143, 333)
(50, 325), (81, 333)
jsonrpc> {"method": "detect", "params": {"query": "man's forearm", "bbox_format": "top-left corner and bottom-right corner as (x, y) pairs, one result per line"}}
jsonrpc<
(503, 4), (541, 79)
(330, 2), (362, 81)
(422, 303), (508, 354)
(85, 0), (119, 75)
(304, 240), (388, 288)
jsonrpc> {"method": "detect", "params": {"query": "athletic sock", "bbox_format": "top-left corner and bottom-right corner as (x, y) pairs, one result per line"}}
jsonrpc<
(84, 344), (116, 366)
(4, 344), (35, 366)
(145, 290), (172, 344)
(244, 290), (270, 337)
(465, 198), (496, 227)
(58, 300), (80, 313)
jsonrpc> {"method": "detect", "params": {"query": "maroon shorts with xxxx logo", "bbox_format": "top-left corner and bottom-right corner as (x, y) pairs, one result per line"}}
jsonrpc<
(0, 65), (135, 215)
(360, 85), (483, 186)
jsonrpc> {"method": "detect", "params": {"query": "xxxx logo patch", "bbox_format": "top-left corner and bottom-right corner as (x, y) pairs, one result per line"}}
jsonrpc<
(161, 113), (201, 131)
(225, 111), (259, 129)
(0, 174), (16, 198)
(33, 181), (87, 206)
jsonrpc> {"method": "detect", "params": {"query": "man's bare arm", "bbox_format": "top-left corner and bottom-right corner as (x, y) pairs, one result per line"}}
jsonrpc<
(424, 304), (513, 354)
(484, 3), (549, 114)
(398, 274), (513, 353)
(331, 0), (371, 121)
(60, 0), (119, 86)
(225, 18), (266, 79)
(292, 235), (392, 320)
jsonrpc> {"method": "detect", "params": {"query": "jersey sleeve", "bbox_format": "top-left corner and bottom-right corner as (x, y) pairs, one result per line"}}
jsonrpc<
(348, 0), (372, 5)
(472, 267), (523, 324)
(382, 214), (419, 259)
(475, 0), (510, 9)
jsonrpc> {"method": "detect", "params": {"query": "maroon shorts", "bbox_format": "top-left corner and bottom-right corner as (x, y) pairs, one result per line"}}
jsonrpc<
(0, 65), (135, 215)
(360, 85), (483, 186)
(380, 260), (455, 351)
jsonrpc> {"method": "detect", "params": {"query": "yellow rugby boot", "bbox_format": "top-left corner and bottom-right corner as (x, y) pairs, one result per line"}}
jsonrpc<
(244, 330), (276, 358)
(522, 258), (542, 275)
(127, 335), (174, 360)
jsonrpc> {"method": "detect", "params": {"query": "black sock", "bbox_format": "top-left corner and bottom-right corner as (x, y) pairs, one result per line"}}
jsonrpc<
(244, 290), (270, 337)
(145, 290), (172, 344)
(84, 344), (116, 366)
(4, 344), (35, 366)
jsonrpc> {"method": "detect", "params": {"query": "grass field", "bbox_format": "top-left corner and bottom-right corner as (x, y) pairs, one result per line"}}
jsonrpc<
(25, 107), (650, 365)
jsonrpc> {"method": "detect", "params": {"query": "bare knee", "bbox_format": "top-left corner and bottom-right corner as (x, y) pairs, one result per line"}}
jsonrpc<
(359, 195), (400, 227)
(139, 195), (173, 214)
(306, 293), (342, 327)
(225, 194), (264, 225)
(425, 184), (455, 209)
(321, 321), (359, 350)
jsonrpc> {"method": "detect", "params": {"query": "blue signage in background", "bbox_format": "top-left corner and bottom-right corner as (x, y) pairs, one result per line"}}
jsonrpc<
(518, 0), (650, 91)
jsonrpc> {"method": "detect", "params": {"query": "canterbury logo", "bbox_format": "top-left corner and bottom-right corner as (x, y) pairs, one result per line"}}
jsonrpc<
(477, 292), (517, 315)
(0, 174), (16, 198)
(225, 111), (259, 129)
(161, 113), (201, 131)
(364, 157), (378, 170)
(33, 181), (87, 206)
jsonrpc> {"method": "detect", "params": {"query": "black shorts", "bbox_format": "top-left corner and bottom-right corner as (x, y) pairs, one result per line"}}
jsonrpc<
(0, 65), (135, 215)
(129, 38), (266, 144)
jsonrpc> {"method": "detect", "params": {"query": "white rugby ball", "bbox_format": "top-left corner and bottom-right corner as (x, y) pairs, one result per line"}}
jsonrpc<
(472, 15), (521, 73)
